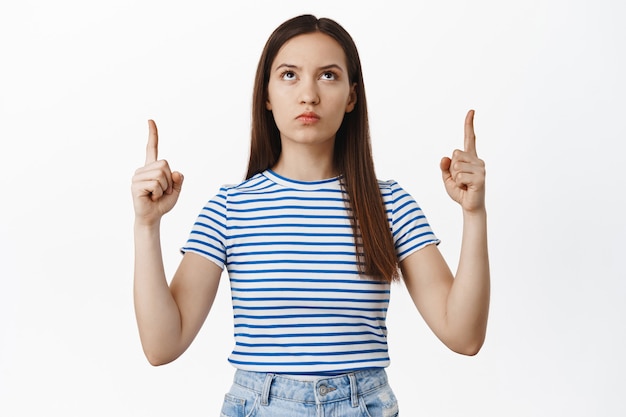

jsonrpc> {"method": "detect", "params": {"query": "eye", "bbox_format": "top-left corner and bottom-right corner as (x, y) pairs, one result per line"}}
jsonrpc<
(321, 71), (337, 81)
(280, 71), (296, 81)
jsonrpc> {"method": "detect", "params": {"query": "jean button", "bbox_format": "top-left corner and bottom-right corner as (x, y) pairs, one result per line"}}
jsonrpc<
(319, 384), (336, 396)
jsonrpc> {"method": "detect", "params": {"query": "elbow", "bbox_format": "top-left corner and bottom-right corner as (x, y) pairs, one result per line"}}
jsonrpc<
(144, 348), (178, 367)
(453, 342), (483, 357)
(138, 333), (184, 366)
(146, 356), (170, 367)
(446, 334), (486, 357)
(442, 317), (489, 356)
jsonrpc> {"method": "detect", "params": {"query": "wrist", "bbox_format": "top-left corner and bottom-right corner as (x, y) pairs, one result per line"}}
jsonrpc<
(134, 217), (161, 233)
(462, 206), (487, 221)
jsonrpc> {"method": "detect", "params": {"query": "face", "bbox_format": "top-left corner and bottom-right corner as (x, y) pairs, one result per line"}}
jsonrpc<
(266, 32), (357, 149)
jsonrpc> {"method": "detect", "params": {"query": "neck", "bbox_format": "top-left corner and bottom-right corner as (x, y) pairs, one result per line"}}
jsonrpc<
(272, 144), (337, 181)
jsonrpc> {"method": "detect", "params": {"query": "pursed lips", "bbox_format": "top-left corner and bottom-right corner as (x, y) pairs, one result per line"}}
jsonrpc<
(296, 111), (320, 124)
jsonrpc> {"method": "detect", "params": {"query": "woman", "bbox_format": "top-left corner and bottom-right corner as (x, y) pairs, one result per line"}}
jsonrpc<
(131, 14), (489, 416)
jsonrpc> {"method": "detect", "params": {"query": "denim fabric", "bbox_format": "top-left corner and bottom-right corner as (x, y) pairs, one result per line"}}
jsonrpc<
(220, 368), (399, 417)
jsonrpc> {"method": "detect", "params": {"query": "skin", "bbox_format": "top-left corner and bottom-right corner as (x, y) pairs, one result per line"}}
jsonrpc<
(266, 32), (356, 181)
(131, 33), (489, 366)
(401, 110), (490, 355)
(131, 120), (221, 365)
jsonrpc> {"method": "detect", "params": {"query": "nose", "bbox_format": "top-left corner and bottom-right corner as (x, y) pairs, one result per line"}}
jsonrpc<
(299, 78), (320, 105)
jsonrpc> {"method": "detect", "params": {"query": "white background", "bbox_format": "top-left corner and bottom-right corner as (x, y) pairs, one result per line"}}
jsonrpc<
(1, 0), (625, 415)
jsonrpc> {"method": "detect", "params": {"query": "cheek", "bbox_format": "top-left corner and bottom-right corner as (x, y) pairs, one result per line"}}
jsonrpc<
(332, 95), (352, 118)
(328, 108), (348, 130)
(266, 87), (290, 113)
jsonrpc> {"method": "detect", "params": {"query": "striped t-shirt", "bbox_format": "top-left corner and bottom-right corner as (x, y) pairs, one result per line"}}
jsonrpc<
(181, 169), (439, 375)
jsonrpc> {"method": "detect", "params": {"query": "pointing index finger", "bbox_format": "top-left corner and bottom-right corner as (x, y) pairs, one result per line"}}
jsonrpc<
(464, 109), (477, 155)
(145, 119), (158, 165)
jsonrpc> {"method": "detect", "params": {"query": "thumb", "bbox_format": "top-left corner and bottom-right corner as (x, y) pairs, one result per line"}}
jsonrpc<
(440, 156), (452, 181)
(172, 171), (184, 193)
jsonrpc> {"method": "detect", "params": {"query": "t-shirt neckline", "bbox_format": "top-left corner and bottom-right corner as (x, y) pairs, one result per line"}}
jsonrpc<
(263, 169), (343, 191)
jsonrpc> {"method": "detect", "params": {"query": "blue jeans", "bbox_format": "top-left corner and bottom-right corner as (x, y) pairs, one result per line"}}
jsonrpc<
(220, 368), (399, 417)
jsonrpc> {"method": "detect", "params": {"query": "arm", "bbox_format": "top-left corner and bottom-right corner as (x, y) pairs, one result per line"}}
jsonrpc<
(131, 120), (222, 366)
(133, 227), (222, 366)
(401, 110), (490, 355)
(400, 213), (489, 355)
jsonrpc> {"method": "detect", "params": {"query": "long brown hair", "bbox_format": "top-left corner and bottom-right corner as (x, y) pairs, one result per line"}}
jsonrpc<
(246, 15), (399, 282)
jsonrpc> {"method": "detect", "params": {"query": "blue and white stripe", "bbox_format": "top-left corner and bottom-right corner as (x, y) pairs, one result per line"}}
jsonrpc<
(182, 170), (438, 375)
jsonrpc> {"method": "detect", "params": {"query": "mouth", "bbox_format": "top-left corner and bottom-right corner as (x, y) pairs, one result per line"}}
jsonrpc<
(296, 112), (320, 124)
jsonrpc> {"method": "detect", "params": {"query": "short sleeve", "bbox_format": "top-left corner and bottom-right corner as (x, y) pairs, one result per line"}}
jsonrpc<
(180, 186), (229, 269)
(382, 180), (440, 262)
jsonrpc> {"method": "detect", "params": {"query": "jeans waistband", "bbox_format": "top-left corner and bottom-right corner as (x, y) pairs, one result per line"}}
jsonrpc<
(232, 368), (388, 406)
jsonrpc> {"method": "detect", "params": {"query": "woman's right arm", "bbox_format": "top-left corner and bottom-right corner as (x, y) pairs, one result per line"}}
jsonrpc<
(131, 120), (222, 366)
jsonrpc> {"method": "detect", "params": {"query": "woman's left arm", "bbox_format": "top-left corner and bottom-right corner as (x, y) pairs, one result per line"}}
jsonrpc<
(400, 109), (490, 355)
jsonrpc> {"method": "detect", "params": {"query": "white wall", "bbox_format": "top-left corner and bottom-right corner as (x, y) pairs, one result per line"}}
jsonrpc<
(1, 0), (624, 415)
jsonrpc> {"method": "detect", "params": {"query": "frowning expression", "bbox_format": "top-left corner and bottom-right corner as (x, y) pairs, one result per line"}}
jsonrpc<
(266, 32), (357, 149)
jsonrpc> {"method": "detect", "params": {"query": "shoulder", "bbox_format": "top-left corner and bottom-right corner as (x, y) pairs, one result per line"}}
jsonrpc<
(377, 179), (413, 203)
(216, 172), (273, 197)
(377, 179), (397, 190)
(221, 172), (265, 191)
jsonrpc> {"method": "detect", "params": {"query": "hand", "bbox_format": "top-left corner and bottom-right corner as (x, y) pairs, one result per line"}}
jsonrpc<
(440, 110), (486, 213)
(131, 120), (184, 226)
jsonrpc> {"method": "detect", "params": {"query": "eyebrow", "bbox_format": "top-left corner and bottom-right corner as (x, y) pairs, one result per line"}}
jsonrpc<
(274, 63), (345, 72)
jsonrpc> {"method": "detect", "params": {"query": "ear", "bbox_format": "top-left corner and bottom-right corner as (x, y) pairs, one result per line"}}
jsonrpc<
(345, 83), (357, 113)
(266, 99), (272, 111)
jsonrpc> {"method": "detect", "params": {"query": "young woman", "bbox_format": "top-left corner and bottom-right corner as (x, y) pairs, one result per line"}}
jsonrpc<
(131, 14), (489, 417)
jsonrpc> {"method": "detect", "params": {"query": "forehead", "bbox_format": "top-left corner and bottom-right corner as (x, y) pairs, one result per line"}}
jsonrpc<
(272, 32), (347, 69)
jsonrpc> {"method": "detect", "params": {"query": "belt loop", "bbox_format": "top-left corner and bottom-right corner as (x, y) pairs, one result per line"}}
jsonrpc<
(349, 373), (358, 408)
(261, 373), (274, 406)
